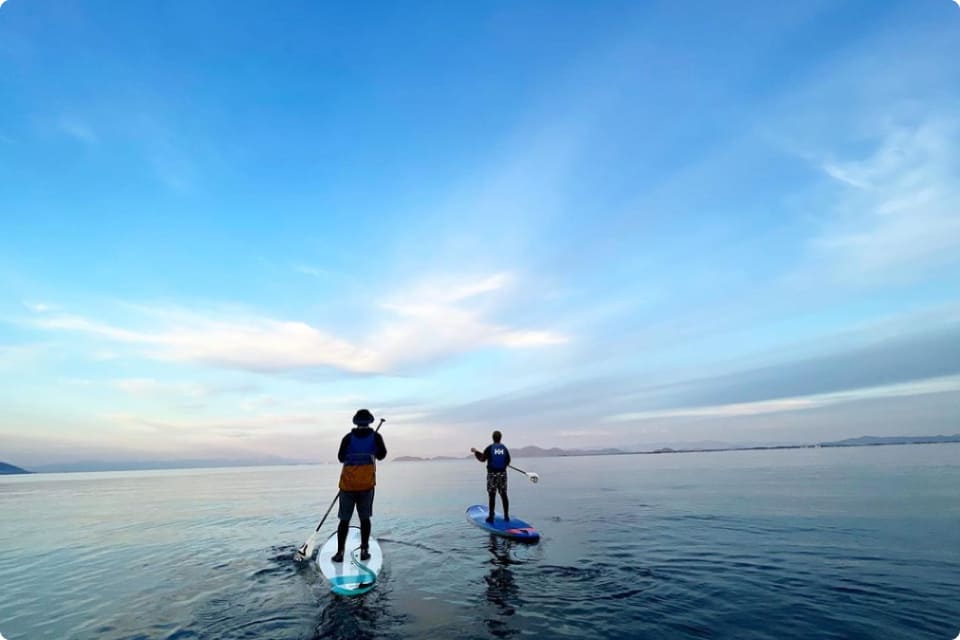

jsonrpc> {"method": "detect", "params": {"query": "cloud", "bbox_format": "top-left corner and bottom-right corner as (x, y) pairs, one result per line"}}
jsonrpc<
(23, 301), (54, 313)
(374, 275), (568, 366)
(57, 117), (99, 144)
(103, 411), (330, 433)
(426, 272), (513, 304)
(23, 273), (568, 374)
(113, 378), (256, 399)
(0, 342), (54, 371)
(811, 118), (960, 282)
(426, 319), (960, 428)
(34, 311), (383, 373)
(606, 375), (960, 422)
(294, 264), (327, 278)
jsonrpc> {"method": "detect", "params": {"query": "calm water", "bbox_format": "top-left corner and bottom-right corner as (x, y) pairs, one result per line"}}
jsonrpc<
(1, 445), (959, 640)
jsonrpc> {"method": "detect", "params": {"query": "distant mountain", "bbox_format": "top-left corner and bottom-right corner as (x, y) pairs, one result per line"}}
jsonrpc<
(29, 457), (306, 473)
(0, 461), (30, 474)
(511, 445), (628, 457)
(821, 434), (960, 447)
(394, 455), (464, 462)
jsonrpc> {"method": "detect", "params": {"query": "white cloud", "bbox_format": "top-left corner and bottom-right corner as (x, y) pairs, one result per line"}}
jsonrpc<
(25, 273), (568, 374)
(811, 119), (960, 283)
(606, 374), (960, 422)
(435, 272), (513, 303)
(23, 301), (53, 313)
(294, 264), (327, 278)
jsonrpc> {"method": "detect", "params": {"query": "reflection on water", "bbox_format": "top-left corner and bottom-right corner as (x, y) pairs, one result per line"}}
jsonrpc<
(484, 537), (520, 638)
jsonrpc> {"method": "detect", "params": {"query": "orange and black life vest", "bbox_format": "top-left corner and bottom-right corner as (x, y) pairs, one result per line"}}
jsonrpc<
(339, 430), (378, 491)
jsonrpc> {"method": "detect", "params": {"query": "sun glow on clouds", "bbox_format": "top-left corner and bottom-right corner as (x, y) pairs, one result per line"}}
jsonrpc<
(26, 273), (568, 375)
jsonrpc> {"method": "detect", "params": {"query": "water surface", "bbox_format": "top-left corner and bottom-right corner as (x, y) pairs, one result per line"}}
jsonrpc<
(1, 444), (958, 639)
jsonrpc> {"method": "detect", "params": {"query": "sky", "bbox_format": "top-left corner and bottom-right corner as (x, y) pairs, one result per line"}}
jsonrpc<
(1, 0), (959, 467)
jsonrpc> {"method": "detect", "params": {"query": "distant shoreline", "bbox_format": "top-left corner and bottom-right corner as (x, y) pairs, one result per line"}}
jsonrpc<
(392, 436), (960, 462)
(4, 436), (957, 474)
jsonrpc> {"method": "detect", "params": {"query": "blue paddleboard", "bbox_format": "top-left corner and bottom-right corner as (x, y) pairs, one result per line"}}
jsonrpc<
(465, 505), (540, 542)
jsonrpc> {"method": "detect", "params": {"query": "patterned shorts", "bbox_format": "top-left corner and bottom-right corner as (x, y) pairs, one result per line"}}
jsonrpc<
(487, 470), (507, 493)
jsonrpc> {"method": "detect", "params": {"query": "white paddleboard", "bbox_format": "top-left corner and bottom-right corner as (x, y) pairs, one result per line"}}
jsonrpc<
(316, 526), (383, 596)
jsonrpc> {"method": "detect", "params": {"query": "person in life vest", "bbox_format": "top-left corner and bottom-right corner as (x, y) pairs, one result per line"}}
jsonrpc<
(471, 430), (511, 523)
(332, 408), (387, 562)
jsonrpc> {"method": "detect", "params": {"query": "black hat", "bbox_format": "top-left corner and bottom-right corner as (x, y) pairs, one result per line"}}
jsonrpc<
(353, 409), (374, 426)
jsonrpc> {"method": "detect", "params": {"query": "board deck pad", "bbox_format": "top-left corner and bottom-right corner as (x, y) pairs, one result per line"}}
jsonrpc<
(466, 505), (541, 542)
(316, 526), (383, 596)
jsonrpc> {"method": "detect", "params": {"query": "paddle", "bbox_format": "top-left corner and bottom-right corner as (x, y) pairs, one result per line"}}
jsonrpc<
(293, 417), (385, 562)
(509, 464), (540, 483)
(471, 445), (541, 483)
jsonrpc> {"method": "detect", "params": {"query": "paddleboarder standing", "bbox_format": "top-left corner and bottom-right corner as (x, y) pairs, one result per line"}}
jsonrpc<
(471, 430), (511, 523)
(333, 409), (387, 562)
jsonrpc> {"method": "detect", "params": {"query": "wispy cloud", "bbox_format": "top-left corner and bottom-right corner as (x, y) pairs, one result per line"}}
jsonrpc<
(23, 301), (54, 313)
(368, 272), (568, 366)
(103, 411), (329, 432)
(294, 264), (328, 278)
(57, 116), (98, 144)
(33, 311), (382, 373)
(113, 378), (256, 399)
(0, 342), (54, 371)
(606, 375), (960, 422)
(811, 118), (960, 282)
(22, 273), (568, 374)
(426, 319), (960, 430)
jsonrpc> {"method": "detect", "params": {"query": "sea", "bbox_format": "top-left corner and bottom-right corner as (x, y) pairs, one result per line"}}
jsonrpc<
(1, 444), (958, 640)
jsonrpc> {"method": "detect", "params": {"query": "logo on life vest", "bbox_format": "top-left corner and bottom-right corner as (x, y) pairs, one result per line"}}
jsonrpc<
(494, 447), (505, 455)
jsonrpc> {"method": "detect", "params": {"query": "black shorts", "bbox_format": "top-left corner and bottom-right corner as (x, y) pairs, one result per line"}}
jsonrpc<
(338, 488), (374, 521)
(487, 471), (507, 493)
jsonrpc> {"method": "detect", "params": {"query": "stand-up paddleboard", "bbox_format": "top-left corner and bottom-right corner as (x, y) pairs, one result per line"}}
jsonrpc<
(316, 526), (383, 596)
(466, 505), (540, 542)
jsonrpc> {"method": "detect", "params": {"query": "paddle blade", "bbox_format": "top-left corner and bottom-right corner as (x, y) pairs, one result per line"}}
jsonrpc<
(293, 534), (317, 562)
(528, 472), (540, 483)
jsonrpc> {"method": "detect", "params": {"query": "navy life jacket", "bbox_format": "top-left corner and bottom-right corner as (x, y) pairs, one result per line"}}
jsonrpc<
(488, 444), (509, 471)
(344, 429), (377, 466)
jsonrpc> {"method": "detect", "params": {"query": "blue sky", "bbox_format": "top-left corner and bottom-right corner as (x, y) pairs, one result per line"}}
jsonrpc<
(1, 0), (959, 466)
